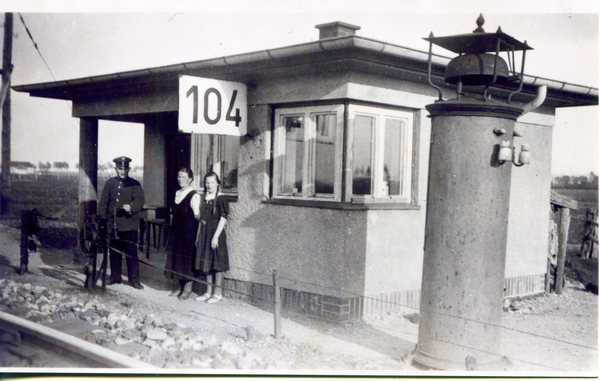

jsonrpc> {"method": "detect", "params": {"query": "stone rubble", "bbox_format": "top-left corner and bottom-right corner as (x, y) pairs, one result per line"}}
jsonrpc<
(0, 278), (292, 369)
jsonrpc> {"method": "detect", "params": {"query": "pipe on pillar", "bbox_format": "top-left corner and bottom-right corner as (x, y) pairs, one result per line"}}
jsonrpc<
(520, 85), (547, 116)
(78, 118), (99, 253)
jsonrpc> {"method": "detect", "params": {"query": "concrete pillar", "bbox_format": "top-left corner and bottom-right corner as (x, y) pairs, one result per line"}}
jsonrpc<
(143, 116), (170, 209)
(414, 98), (522, 370)
(78, 117), (98, 247)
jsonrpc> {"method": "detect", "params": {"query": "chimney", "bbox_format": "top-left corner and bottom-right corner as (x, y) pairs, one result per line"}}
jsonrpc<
(315, 21), (361, 40)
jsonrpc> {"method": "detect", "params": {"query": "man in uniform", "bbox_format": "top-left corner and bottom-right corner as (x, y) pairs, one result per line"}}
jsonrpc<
(98, 156), (145, 289)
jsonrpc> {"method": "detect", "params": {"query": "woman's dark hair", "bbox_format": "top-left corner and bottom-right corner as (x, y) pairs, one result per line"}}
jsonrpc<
(203, 171), (221, 216)
(177, 167), (194, 181)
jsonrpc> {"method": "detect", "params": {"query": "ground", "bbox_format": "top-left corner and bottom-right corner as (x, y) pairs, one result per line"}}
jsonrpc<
(0, 222), (597, 375)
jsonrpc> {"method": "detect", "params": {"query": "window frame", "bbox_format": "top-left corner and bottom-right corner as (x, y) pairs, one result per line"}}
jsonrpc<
(268, 101), (419, 209)
(346, 104), (414, 204)
(272, 105), (344, 202)
(191, 133), (239, 196)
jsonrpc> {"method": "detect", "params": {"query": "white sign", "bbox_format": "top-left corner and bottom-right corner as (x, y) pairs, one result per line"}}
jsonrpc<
(178, 75), (247, 136)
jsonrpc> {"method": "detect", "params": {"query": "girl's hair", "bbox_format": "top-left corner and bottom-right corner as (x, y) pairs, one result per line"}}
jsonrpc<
(203, 171), (221, 186)
(203, 171), (221, 215)
(177, 167), (194, 181)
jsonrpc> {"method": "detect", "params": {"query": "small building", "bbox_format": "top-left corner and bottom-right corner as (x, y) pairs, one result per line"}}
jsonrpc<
(14, 22), (598, 322)
(10, 161), (36, 174)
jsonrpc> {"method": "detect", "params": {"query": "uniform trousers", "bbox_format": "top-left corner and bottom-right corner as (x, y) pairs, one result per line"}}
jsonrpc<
(109, 230), (141, 284)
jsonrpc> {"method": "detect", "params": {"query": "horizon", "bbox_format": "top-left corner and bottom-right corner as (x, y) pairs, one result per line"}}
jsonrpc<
(7, 160), (599, 179)
(1, 4), (598, 178)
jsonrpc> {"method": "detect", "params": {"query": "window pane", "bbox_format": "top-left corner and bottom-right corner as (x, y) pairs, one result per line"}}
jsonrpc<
(313, 114), (336, 195)
(352, 115), (374, 195)
(197, 134), (213, 187)
(221, 135), (239, 192)
(384, 118), (404, 195)
(280, 115), (304, 194)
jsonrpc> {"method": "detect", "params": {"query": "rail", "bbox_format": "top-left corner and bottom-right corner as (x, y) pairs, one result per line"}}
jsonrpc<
(0, 311), (157, 368)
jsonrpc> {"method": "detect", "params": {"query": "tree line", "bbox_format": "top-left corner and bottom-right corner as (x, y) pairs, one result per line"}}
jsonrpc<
(552, 172), (599, 189)
(10, 160), (596, 188)
(10, 161), (143, 174)
(10, 160), (70, 172)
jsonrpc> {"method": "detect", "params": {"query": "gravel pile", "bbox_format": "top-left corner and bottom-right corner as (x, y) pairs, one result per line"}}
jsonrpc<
(0, 279), (294, 369)
(504, 280), (591, 315)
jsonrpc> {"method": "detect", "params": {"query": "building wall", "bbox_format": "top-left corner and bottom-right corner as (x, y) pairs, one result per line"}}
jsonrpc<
(363, 110), (431, 295)
(223, 72), (439, 298)
(364, 209), (426, 294)
(226, 103), (368, 297)
(505, 107), (555, 282)
(225, 71), (556, 301)
(139, 69), (555, 310)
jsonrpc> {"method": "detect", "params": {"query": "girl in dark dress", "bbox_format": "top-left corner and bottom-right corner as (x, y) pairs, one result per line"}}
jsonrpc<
(167, 168), (200, 300)
(195, 172), (230, 303)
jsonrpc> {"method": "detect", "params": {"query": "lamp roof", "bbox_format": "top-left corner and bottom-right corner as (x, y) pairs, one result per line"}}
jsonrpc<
(424, 30), (533, 55)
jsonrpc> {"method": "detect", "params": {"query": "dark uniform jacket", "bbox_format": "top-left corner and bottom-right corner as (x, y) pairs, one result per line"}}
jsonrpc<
(98, 176), (145, 233)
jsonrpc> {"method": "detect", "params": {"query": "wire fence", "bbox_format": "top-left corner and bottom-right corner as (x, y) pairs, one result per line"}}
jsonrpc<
(75, 233), (599, 372)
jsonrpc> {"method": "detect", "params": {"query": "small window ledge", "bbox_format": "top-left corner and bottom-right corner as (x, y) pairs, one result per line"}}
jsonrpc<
(222, 193), (238, 203)
(263, 198), (419, 210)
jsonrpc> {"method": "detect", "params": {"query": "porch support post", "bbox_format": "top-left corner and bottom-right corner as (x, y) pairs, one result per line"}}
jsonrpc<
(78, 117), (98, 249)
(555, 206), (571, 295)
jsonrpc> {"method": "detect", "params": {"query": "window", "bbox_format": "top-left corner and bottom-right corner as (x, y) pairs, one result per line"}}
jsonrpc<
(273, 105), (343, 201)
(191, 134), (239, 193)
(271, 103), (416, 207)
(347, 105), (413, 203)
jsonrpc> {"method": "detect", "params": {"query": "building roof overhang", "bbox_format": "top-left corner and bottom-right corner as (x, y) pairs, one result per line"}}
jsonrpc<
(13, 35), (599, 110)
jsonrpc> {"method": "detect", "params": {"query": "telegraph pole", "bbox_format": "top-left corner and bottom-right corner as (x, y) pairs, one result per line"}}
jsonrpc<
(1, 12), (12, 215)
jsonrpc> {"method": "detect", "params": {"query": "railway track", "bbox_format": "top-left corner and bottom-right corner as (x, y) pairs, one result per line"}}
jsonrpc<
(0, 311), (156, 368)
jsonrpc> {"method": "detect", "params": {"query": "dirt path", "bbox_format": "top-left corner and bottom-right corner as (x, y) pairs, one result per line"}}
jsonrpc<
(0, 223), (597, 375)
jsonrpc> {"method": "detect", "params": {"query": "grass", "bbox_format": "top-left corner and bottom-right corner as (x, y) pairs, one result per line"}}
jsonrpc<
(6, 174), (78, 223)
(4, 174), (83, 250)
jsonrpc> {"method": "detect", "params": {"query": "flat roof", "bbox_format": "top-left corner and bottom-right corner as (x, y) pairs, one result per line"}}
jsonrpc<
(13, 34), (598, 108)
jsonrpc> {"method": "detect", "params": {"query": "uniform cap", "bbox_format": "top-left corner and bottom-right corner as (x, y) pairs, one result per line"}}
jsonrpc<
(113, 156), (132, 168)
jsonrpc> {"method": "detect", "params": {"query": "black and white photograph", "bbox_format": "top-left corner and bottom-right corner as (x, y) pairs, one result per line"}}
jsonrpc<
(0, 0), (597, 377)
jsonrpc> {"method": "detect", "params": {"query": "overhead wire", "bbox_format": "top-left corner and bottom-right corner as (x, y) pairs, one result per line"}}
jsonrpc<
(18, 13), (56, 82)
(96, 235), (598, 356)
(81, 239), (586, 372)
(366, 320), (587, 372)
(18, 13), (71, 112)
(94, 239), (259, 302)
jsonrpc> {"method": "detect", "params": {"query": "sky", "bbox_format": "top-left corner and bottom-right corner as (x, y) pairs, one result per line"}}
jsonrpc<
(1, 0), (598, 176)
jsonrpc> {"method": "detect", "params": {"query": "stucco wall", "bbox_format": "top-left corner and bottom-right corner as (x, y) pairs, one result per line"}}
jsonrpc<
(364, 110), (431, 295)
(226, 103), (368, 297)
(505, 108), (555, 278)
(216, 69), (554, 300)
(232, 74), (439, 298)
(364, 209), (426, 294)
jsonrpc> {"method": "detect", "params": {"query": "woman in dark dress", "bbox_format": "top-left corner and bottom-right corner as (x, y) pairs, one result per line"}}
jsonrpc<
(166, 168), (200, 300)
(195, 172), (230, 304)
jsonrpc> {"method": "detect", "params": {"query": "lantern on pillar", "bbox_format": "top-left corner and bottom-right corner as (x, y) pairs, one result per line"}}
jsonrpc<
(414, 15), (539, 371)
(426, 13), (532, 100)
